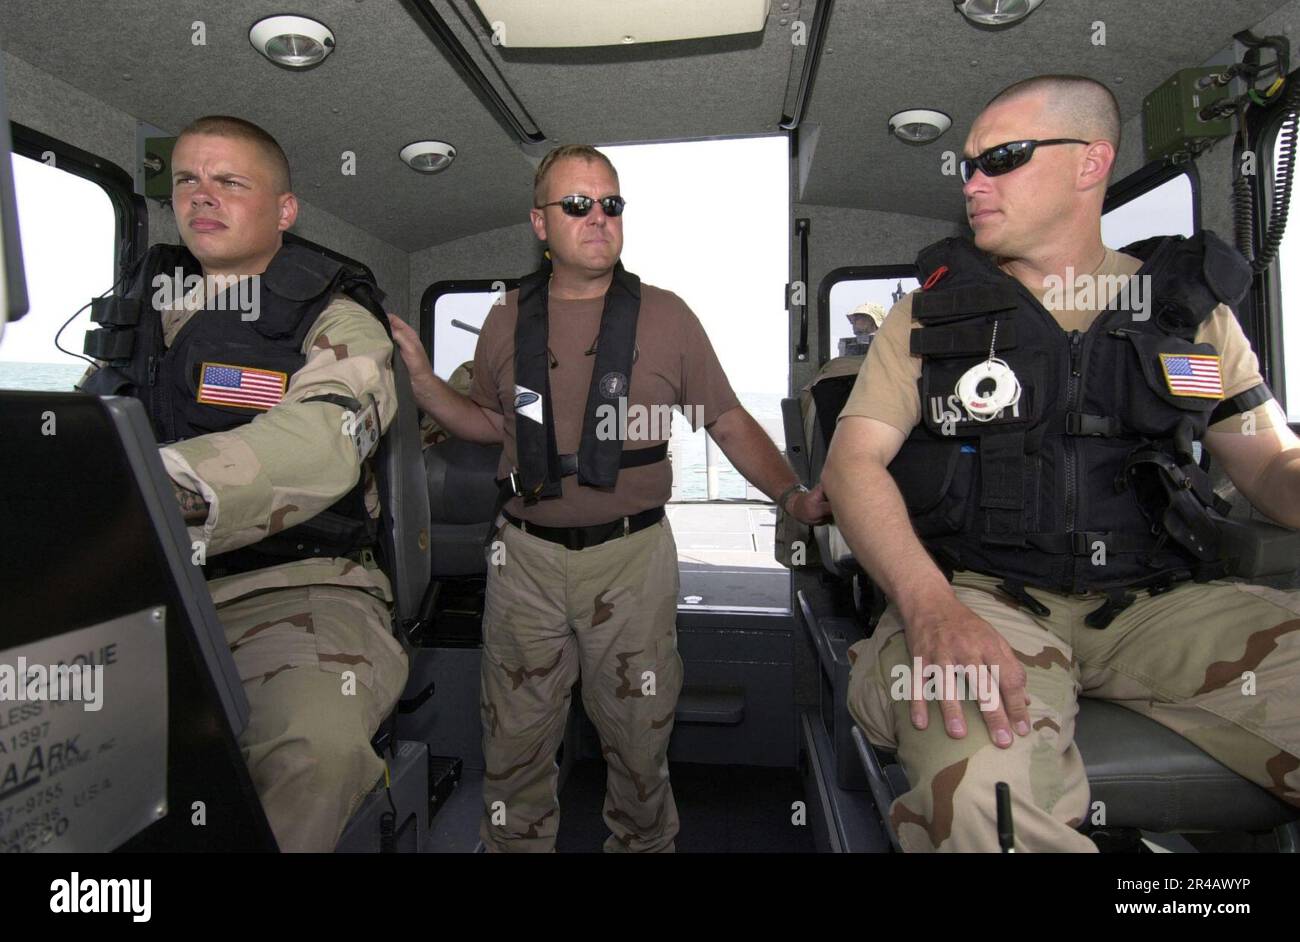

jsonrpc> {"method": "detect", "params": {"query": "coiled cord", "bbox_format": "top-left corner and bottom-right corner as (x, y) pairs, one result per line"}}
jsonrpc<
(1251, 79), (1300, 273)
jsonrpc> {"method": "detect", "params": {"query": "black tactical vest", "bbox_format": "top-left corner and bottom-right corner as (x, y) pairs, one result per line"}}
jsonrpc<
(889, 232), (1255, 612)
(80, 241), (390, 571)
(510, 260), (665, 504)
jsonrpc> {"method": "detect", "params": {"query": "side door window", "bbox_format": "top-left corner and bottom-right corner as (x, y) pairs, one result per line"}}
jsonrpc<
(0, 151), (118, 390)
(819, 266), (920, 365)
(420, 280), (514, 382)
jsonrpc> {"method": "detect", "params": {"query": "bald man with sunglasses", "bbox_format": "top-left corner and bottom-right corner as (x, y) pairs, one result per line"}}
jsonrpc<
(823, 75), (1300, 851)
(391, 144), (829, 852)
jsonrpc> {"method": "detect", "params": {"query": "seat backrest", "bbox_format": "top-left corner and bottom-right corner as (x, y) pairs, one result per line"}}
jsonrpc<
(424, 436), (504, 578)
(801, 356), (865, 579)
(376, 355), (432, 627)
(0, 391), (277, 850)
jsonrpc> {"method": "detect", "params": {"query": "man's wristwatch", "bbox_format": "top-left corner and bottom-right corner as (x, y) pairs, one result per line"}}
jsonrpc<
(777, 482), (809, 515)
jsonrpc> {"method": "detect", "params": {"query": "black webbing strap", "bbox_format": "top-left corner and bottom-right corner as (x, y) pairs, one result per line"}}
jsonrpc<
(1208, 383), (1273, 425)
(82, 328), (134, 361)
(557, 442), (667, 477)
(910, 319), (1019, 358)
(90, 296), (142, 326)
(912, 284), (1019, 323)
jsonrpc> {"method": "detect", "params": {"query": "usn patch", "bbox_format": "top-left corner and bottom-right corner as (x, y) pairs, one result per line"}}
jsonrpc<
(197, 362), (287, 411)
(1158, 353), (1223, 399)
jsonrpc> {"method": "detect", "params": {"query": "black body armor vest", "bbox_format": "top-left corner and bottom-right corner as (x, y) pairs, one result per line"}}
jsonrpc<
(889, 232), (1256, 619)
(80, 241), (390, 571)
(510, 261), (666, 505)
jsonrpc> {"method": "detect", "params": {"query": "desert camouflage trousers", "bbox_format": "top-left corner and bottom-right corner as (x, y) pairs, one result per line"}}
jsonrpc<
(212, 562), (409, 852)
(848, 571), (1300, 852)
(479, 516), (683, 852)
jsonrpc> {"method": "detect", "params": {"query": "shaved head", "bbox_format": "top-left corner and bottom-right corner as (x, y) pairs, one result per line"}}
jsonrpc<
(986, 75), (1121, 152)
(177, 115), (292, 194)
(963, 75), (1121, 262)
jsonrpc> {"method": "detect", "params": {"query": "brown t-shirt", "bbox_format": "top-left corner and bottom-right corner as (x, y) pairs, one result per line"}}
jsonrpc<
(841, 248), (1273, 435)
(470, 282), (740, 526)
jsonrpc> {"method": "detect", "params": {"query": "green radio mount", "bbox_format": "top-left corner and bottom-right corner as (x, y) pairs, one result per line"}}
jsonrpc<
(1143, 66), (1235, 162)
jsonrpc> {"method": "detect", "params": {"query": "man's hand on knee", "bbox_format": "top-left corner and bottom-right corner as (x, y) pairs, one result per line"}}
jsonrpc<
(902, 597), (1031, 748)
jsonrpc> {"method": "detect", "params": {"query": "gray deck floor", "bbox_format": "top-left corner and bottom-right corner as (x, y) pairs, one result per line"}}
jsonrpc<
(668, 501), (790, 611)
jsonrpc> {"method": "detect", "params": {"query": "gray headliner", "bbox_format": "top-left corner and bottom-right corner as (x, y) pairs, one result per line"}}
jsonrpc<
(0, 0), (1292, 251)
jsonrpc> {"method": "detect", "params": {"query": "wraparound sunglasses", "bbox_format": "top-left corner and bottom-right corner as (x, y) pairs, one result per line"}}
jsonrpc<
(960, 139), (1091, 183)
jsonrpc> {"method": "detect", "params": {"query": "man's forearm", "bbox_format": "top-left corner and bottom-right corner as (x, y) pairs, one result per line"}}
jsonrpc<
(708, 407), (799, 501)
(414, 373), (502, 444)
(1255, 447), (1300, 528)
(823, 458), (955, 621)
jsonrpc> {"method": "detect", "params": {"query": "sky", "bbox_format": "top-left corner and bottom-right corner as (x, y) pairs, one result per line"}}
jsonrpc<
(0, 153), (116, 364)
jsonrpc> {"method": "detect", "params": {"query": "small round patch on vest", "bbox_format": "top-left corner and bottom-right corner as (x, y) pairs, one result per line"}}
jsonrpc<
(514, 390), (540, 409)
(599, 372), (628, 398)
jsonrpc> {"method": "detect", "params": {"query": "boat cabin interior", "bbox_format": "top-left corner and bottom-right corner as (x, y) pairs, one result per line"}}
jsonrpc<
(1, 0), (1298, 855)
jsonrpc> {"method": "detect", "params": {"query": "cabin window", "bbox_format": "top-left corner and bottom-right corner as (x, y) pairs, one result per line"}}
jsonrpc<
(1101, 167), (1197, 247)
(0, 151), (117, 391)
(823, 270), (920, 362)
(420, 280), (518, 380)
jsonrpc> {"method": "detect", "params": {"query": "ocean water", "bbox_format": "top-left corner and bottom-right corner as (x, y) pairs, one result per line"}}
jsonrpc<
(670, 391), (785, 501)
(0, 361), (87, 391)
(0, 361), (786, 501)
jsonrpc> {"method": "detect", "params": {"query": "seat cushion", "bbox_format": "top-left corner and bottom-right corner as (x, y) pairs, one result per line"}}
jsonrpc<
(1075, 698), (1297, 832)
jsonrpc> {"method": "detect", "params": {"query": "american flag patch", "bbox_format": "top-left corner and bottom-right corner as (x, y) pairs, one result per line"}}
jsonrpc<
(197, 362), (287, 411)
(1158, 353), (1223, 399)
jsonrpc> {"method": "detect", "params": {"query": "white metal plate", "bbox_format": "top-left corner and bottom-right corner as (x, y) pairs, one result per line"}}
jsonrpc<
(0, 607), (169, 852)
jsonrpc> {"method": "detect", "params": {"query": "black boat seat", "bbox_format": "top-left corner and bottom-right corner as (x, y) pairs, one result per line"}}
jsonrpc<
(854, 698), (1298, 839)
(424, 437), (502, 578)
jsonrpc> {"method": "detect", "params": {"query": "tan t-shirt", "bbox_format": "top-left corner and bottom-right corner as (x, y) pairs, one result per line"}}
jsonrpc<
(470, 282), (741, 526)
(840, 248), (1272, 435)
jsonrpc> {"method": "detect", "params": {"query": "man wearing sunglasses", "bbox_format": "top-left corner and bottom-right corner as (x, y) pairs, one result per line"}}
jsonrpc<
(390, 144), (829, 852)
(823, 75), (1300, 851)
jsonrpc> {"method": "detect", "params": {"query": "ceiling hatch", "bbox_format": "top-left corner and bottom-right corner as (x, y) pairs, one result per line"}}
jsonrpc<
(471, 0), (772, 47)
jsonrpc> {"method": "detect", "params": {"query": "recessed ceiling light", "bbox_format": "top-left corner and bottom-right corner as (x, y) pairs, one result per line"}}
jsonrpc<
(953, 0), (1045, 27)
(249, 15), (336, 68)
(888, 109), (952, 144)
(400, 141), (457, 174)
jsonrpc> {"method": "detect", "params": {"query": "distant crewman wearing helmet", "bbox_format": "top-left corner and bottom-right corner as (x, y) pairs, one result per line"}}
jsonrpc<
(840, 301), (887, 357)
(80, 116), (408, 851)
(823, 75), (1300, 851)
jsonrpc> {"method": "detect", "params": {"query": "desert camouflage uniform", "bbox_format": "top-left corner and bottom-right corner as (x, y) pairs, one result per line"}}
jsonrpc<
(91, 286), (409, 851)
(478, 516), (683, 852)
(418, 361), (474, 447)
(848, 571), (1300, 851)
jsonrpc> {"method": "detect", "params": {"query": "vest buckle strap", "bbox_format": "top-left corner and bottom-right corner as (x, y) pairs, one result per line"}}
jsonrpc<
(1065, 412), (1122, 437)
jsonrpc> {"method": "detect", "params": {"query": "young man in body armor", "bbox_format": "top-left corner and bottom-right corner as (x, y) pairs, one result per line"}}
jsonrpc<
(823, 76), (1300, 851)
(79, 116), (408, 851)
(389, 145), (830, 851)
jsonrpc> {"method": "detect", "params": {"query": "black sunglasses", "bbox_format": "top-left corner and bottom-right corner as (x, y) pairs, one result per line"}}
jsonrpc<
(536, 194), (627, 217)
(959, 139), (1090, 183)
